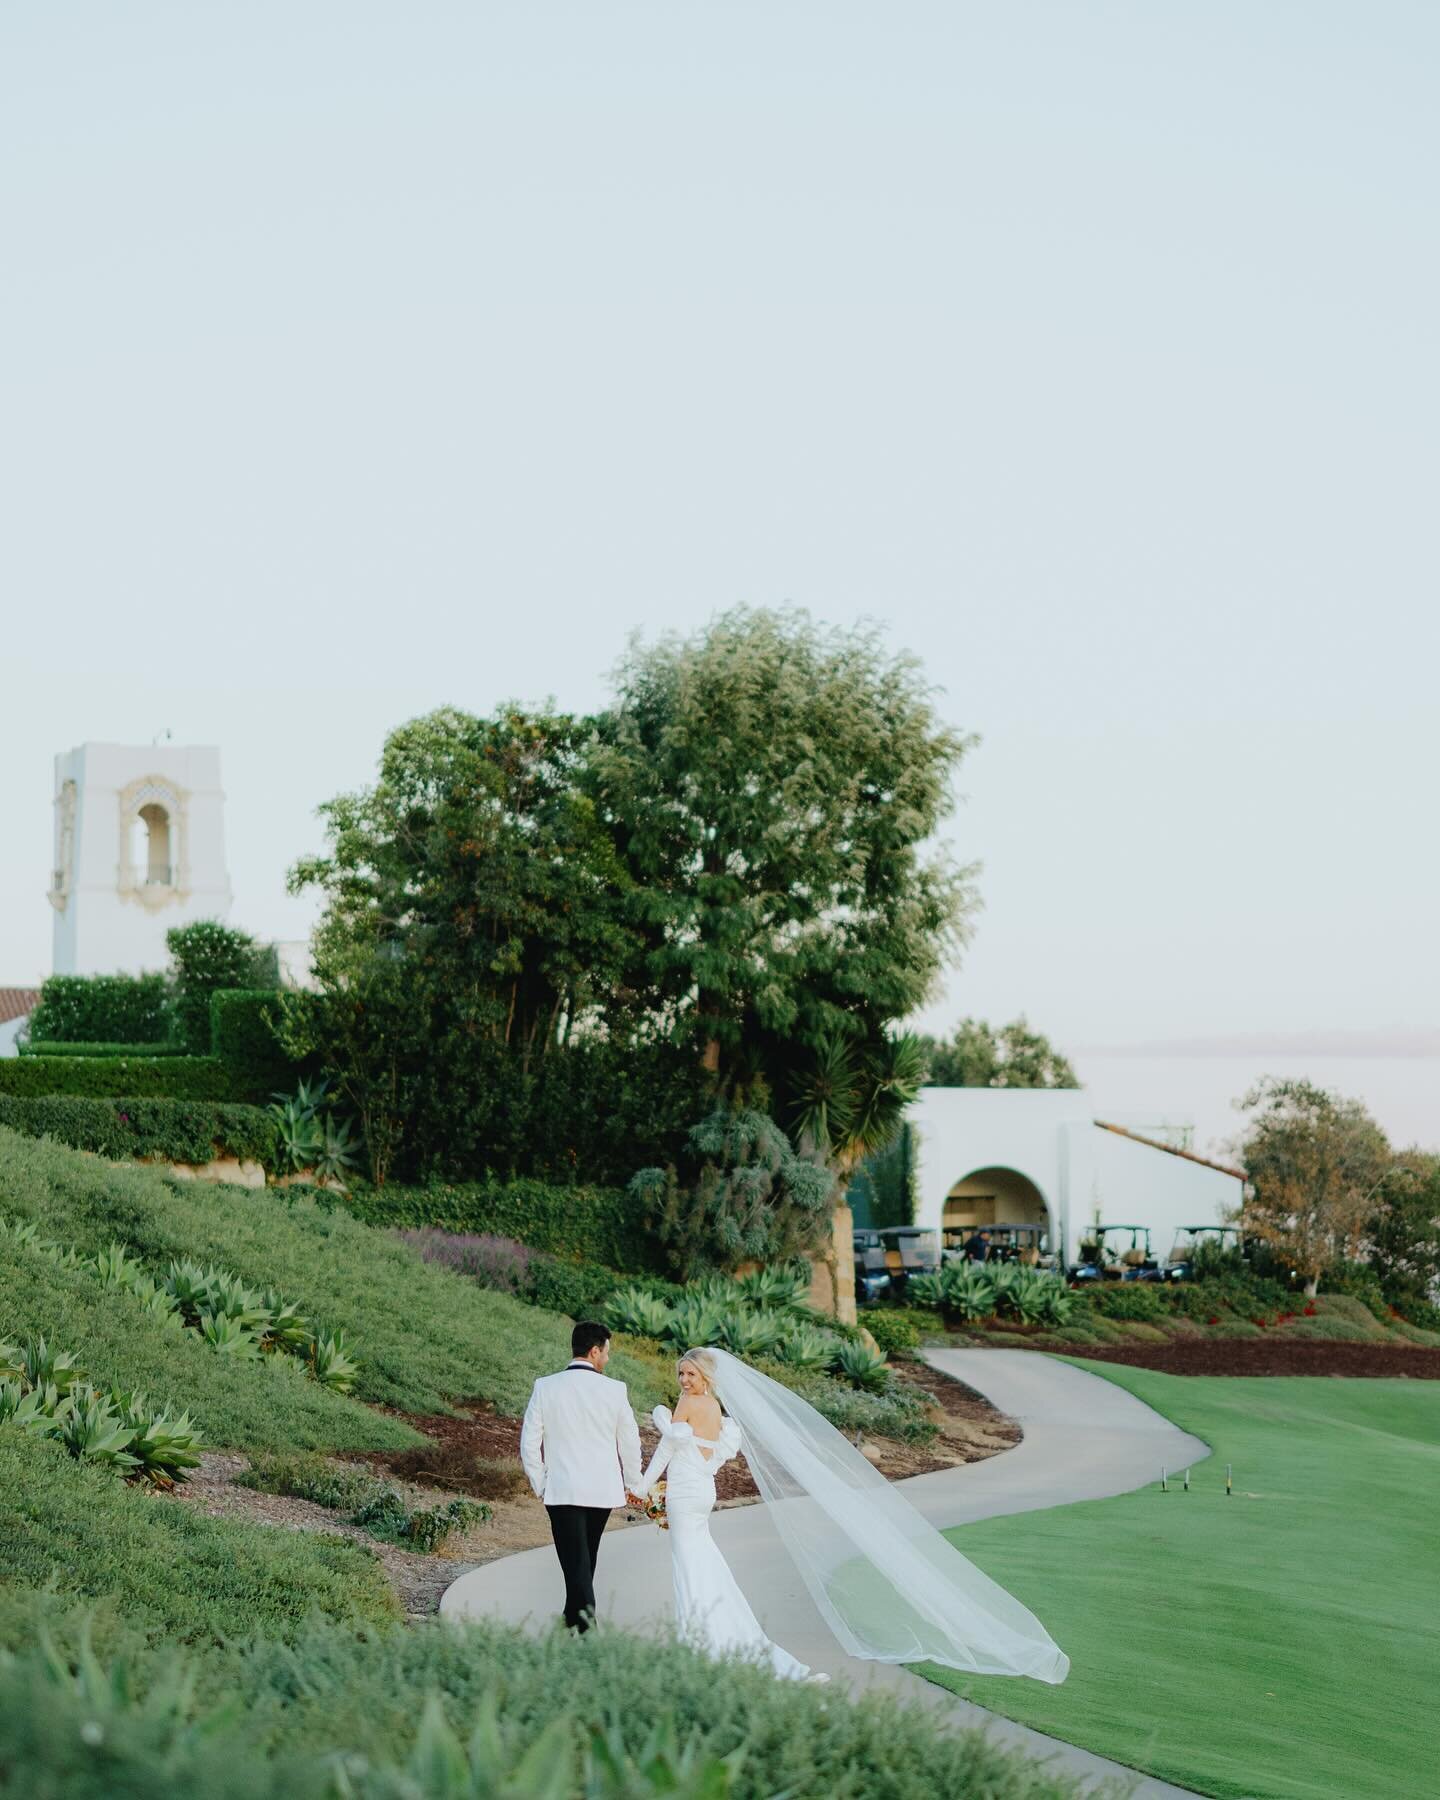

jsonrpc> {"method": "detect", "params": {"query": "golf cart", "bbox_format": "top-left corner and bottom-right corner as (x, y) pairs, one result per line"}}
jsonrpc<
(1068, 1224), (1161, 1284)
(854, 1226), (941, 1301)
(943, 1223), (1055, 1271)
(1164, 1225), (1243, 1282)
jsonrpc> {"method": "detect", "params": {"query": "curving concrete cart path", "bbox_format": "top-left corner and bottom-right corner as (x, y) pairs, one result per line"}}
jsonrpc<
(441, 1349), (1210, 1798)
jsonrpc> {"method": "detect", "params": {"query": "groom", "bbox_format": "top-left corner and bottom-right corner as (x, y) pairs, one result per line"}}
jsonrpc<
(520, 1320), (644, 1633)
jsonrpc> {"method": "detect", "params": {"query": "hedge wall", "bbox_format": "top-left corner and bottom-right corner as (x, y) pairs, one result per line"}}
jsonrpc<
(210, 988), (305, 1102)
(345, 1178), (661, 1276)
(0, 1096), (278, 1168)
(25, 974), (172, 1045)
(18, 1040), (183, 1058)
(0, 1056), (232, 1101)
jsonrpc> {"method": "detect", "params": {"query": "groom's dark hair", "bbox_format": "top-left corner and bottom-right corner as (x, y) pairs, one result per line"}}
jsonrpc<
(572, 1321), (610, 1359)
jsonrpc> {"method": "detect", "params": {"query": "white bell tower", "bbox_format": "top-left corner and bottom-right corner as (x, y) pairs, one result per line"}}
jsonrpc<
(49, 743), (233, 975)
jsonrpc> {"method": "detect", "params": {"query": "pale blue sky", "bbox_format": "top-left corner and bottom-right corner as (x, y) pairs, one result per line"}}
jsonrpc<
(3, 2), (1437, 1053)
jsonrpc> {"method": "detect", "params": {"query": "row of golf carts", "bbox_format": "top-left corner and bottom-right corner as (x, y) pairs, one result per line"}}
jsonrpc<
(853, 1222), (1243, 1300)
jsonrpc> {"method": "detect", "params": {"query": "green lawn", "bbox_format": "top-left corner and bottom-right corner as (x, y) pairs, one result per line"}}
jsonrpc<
(914, 1362), (1440, 1800)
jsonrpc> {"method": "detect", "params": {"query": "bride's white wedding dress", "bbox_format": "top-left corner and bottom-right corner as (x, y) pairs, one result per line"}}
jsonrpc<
(640, 1405), (812, 1680)
(639, 1348), (1069, 1687)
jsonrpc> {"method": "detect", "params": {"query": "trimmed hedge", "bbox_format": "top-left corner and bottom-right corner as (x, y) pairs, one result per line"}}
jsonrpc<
(26, 973), (172, 1044)
(0, 1095), (278, 1167)
(346, 1177), (662, 1275)
(0, 1056), (232, 1101)
(211, 988), (304, 1102)
(18, 1040), (183, 1058)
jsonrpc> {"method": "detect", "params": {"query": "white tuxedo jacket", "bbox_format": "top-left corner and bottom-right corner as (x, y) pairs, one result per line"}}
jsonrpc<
(520, 1362), (643, 1508)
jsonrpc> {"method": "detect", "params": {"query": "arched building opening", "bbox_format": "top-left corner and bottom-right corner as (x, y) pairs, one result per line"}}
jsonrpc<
(135, 803), (172, 885)
(942, 1165), (1053, 1260)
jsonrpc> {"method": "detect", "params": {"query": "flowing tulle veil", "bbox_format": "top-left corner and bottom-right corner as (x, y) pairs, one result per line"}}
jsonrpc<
(683, 1346), (1069, 1685)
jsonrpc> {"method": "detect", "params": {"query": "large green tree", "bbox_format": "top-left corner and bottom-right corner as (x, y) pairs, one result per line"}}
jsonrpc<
(589, 606), (979, 1088)
(1238, 1078), (1391, 1296)
(288, 706), (698, 1183)
(920, 1017), (1078, 1088)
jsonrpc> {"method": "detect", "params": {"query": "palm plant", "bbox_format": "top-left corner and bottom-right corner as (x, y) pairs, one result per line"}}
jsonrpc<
(789, 1030), (928, 1305)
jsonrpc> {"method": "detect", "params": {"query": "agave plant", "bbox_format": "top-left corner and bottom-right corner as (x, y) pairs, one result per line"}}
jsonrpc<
(309, 1330), (360, 1394)
(906, 1271), (945, 1310)
(107, 1389), (204, 1487)
(732, 1265), (809, 1310)
(772, 1324), (838, 1374)
(0, 1217), (41, 1248)
(199, 1310), (263, 1359)
(0, 1378), (61, 1435)
(15, 1334), (85, 1395)
(937, 1262), (999, 1322)
(56, 1388), (140, 1473)
(163, 1259), (220, 1325)
(715, 1308), (787, 1359)
(604, 1288), (674, 1341)
(833, 1340), (891, 1393)
(260, 1291), (312, 1353)
(205, 1270), (274, 1336)
(89, 1242), (146, 1291)
(662, 1297), (726, 1352)
(132, 1277), (185, 1330)
(314, 1114), (360, 1190)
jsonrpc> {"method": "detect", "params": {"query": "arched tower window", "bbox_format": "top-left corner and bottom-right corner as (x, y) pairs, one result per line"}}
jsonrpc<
(137, 803), (172, 885)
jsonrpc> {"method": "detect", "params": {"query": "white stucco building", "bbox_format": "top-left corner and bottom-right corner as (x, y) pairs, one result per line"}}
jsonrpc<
(49, 743), (233, 975)
(908, 1087), (1244, 1267)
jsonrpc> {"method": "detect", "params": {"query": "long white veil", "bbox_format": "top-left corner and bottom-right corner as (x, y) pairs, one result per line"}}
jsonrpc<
(689, 1346), (1069, 1685)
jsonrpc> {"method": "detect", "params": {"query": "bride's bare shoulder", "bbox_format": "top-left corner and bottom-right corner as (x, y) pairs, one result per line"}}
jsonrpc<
(678, 1393), (722, 1434)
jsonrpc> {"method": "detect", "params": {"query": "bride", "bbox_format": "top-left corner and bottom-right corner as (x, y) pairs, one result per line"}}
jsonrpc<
(636, 1345), (1069, 1687)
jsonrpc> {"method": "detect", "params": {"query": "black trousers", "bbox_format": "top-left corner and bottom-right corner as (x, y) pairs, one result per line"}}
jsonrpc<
(546, 1503), (611, 1631)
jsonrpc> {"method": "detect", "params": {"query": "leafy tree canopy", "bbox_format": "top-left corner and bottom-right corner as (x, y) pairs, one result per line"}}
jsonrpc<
(920, 1017), (1078, 1089)
(590, 605), (979, 1086)
(1238, 1077), (1391, 1295)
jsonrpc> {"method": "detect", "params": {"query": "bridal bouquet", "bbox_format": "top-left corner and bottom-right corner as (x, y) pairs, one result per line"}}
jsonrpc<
(643, 1480), (668, 1530)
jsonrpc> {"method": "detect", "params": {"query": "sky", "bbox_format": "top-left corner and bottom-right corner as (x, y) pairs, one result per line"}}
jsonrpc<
(3, 2), (1438, 1075)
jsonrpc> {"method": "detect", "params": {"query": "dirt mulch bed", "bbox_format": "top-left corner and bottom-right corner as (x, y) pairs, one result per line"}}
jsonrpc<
(371, 1361), (1022, 1511)
(164, 1367), (1025, 1623)
(1027, 1339), (1440, 1379)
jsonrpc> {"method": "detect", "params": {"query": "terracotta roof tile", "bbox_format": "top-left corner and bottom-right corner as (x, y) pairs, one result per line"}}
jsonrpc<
(0, 989), (41, 1026)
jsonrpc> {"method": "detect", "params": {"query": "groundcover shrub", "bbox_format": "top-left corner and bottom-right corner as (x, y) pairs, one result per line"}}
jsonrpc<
(0, 1211), (417, 1454)
(0, 1618), (1090, 1800)
(0, 1431), (395, 1649)
(0, 1055), (233, 1101)
(0, 1128), (667, 1419)
(0, 1095), (278, 1167)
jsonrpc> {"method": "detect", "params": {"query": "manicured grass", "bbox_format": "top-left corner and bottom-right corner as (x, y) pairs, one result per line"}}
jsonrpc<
(914, 1362), (1440, 1800)
(0, 1128), (669, 1421)
(0, 1431), (396, 1653)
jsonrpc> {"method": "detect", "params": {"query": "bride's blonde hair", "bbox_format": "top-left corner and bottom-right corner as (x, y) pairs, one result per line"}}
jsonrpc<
(677, 1347), (720, 1395)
